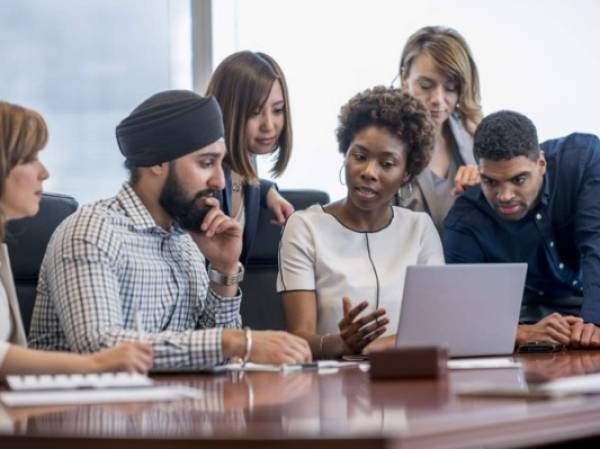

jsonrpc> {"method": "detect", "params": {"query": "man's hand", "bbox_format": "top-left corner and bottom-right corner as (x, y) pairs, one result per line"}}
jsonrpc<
(452, 164), (480, 195)
(569, 319), (600, 348)
(338, 297), (388, 354)
(251, 331), (312, 364)
(516, 312), (574, 345)
(188, 196), (242, 273)
(223, 329), (312, 364)
(266, 187), (294, 225)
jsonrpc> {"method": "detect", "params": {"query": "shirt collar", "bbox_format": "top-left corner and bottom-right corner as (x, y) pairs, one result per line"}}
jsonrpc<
(116, 183), (184, 235)
(540, 172), (551, 206)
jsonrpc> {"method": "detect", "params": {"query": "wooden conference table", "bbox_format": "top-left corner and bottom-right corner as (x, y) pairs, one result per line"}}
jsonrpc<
(3, 350), (600, 449)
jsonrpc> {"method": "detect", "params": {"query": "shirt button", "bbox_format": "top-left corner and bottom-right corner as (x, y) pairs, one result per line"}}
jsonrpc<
(572, 280), (578, 286)
(558, 263), (564, 270)
(536, 213), (542, 221)
(538, 290), (544, 296)
(549, 241), (555, 247)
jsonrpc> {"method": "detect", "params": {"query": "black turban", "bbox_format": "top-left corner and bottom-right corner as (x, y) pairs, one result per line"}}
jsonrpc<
(116, 90), (224, 167)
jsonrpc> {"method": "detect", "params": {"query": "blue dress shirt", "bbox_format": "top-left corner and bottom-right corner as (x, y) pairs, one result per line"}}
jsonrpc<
(443, 133), (600, 324)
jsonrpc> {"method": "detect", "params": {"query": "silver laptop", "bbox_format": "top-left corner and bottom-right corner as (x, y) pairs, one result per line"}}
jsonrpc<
(396, 264), (527, 357)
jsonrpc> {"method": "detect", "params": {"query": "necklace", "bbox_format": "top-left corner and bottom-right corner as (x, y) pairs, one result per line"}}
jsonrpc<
(231, 172), (244, 193)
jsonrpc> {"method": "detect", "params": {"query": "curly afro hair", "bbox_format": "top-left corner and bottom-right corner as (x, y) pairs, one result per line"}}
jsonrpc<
(336, 86), (434, 182)
(473, 110), (539, 162)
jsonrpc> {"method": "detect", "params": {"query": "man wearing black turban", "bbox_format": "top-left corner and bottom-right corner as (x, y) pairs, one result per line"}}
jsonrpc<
(30, 90), (311, 369)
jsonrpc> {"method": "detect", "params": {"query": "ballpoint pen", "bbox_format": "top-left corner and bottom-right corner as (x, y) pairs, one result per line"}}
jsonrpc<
(135, 306), (145, 340)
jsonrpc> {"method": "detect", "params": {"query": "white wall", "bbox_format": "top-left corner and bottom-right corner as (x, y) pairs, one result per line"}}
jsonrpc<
(213, 0), (600, 200)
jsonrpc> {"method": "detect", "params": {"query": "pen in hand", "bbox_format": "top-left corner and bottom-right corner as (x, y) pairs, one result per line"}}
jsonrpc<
(135, 307), (145, 341)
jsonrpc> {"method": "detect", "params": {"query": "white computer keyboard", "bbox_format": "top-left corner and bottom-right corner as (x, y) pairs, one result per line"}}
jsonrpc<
(6, 372), (153, 391)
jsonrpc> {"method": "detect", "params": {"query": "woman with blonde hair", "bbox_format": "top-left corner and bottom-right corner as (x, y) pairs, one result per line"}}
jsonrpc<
(398, 26), (483, 232)
(206, 51), (294, 263)
(0, 101), (153, 375)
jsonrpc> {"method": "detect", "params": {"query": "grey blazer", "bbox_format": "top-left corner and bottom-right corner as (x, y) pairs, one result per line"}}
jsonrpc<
(397, 114), (474, 233)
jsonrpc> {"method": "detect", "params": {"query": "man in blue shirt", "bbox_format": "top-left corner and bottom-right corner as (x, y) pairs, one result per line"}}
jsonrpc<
(443, 110), (600, 348)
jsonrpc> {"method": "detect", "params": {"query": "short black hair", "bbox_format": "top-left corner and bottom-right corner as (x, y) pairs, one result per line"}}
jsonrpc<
(473, 110), (539, 162)
(124, 159), (141, 185)
(336, 86), (434, 182)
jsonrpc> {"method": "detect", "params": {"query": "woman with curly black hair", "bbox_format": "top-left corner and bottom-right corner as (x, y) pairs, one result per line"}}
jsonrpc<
(277, 86), (444, 359)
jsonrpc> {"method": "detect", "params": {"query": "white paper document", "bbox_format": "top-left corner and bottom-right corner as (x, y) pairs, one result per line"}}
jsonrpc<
(7, 372), (153, 391)
(221, 360), (361, 373)
(448, 357), (521, 370)
(539, 373), (600, 396)
(0, 385), (203, 407)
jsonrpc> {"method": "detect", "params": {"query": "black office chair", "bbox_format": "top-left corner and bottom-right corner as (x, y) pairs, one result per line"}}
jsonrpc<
(240, 189), (329, 330)
(5, 192), (78, 335)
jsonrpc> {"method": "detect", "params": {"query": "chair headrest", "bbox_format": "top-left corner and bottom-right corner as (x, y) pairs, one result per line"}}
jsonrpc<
(246, 189), (329, 266)
(6, 192), (78, 279)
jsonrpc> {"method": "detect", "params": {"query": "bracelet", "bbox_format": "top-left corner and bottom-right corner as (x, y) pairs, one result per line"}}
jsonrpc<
(208, 262), (245, 286)
(242, 326), (252, 366)
(319, 334), (327, 359)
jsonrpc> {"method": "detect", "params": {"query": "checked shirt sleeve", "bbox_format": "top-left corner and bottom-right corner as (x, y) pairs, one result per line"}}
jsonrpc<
(40, 218), (236, 369)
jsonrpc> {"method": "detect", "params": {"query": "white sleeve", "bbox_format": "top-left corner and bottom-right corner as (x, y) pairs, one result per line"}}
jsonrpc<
(0, 341), (10, 370)
(417, 214), (445, 265)
(276, 212), (317, 292)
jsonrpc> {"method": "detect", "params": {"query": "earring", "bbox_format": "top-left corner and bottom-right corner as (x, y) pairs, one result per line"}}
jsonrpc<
(398, 179), (413, 201)
(338, 164), (346, 186)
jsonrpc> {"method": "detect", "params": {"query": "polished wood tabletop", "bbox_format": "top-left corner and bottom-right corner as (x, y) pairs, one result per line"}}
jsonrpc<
(3, 351), (600, 449)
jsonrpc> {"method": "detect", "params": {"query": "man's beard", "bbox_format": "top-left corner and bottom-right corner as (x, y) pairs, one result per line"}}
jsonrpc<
(159, 168), (218, 232)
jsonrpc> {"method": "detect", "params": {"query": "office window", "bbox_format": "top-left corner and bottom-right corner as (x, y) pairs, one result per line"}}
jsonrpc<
(212, 0), (600, 201)
(0, 0), (192, 203)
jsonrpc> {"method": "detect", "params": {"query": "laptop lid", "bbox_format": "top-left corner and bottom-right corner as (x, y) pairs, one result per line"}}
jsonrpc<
(396, 264), (527, 357)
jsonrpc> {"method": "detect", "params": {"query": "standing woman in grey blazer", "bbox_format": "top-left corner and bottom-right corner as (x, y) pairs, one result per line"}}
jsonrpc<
(398, 26), (483, 233)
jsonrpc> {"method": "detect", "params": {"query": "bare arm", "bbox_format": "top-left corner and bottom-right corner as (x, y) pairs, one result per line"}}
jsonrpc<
(282, 291), (342, 358)
(282, 291), (387, 359)
(1, 342), (153, 375)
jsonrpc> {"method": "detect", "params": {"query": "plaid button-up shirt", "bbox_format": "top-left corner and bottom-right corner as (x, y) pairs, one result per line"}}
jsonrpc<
(29, 183), (242, 369)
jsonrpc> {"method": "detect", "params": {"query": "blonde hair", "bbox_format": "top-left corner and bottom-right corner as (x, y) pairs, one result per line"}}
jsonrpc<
(0, 101), (48, 240)
(206, 51), (292, 184)
(400, 26), (482, 135)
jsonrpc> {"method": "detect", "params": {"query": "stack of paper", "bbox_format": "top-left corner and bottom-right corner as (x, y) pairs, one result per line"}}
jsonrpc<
(0, 372), (202, 407)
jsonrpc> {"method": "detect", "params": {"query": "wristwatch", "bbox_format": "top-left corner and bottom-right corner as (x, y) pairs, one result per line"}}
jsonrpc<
(207, 262), (245, 286)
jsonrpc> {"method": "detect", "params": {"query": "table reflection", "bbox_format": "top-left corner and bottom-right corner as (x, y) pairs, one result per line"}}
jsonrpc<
(521, 350), (600, 382)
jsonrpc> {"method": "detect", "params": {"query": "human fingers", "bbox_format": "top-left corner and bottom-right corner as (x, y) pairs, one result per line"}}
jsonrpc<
(346, 318), (389, 348)
(200, 203), (224, 232)
(342, 296), (352, 316)
(270, 204), (286, 225)
(546, 313), (571, 337)
(357, 327), (388, 350)
(347, 308), (387, 330)
(131, 341), (153, 356)
(570, 320), (584, 348)
(453, 167), (468, 195)
(282, 201), (294, 219)
(285, 334), (312, 362)
(132, 355), (152, 373)
(591, 328), (600, 347)
(213, 215), (242, 237)
(546, 326), (570, 345)
(339, 308), (386, 344)
(564, 315), (584, 326)
(338, 300), (368, 329)
(580, 323), (596, 347)
(463, 165), (480, 184)
(454, 166), (469, 186)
